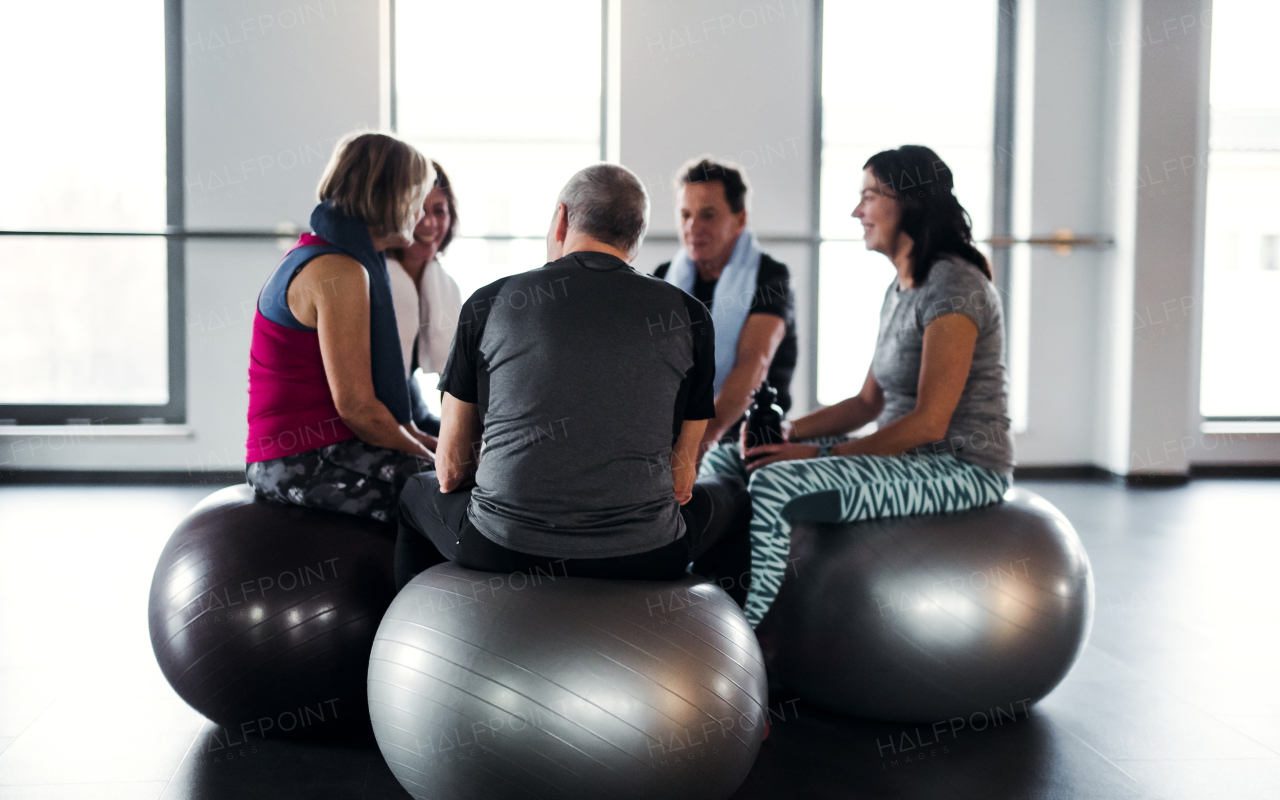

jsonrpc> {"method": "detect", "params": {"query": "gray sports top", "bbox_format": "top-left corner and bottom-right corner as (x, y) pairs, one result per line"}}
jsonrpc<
(870, 257), (1014, 477)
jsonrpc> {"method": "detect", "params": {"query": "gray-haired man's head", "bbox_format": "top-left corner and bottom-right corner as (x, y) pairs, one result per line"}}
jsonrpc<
(550, 164), (649, 259)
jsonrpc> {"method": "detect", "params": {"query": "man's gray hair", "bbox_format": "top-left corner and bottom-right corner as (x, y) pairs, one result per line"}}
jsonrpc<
(556, 164), (649, 257)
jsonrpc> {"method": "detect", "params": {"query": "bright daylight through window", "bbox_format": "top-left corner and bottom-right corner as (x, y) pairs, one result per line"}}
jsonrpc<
(394, 0), (602, 305)
(0, 1), (168, 406)
(1198, 0), (1280, 418)
(394, 0), (602, 417)
(816, 0), (997, 406)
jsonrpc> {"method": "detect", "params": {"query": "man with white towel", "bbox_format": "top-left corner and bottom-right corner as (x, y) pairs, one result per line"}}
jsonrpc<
(653, 157), (798, 457)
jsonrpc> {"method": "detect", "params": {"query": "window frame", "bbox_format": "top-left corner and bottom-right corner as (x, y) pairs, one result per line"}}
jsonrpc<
(387, 0), (610, 237)
(0, 0), (186, 427)
(812, 0), (1013, 411)
(0, 2), (1110, 440)
(1195, 1), (1280, 423)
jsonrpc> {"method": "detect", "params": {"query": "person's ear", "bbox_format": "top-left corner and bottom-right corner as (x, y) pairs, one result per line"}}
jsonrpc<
(734, 209), (747, 234)
(545, 203), (570, 261)
(555, 203), (570, 243)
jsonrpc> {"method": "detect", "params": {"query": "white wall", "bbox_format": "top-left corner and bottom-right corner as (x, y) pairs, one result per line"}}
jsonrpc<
(1114, 0), (1279, 469)
(1089, 0), (1263, 475)
(1013, 0), (1108, 465)
(1016, 0), (1278, 473)
(1094, 0), (1143, 473)
(1121, 0), (1207, 475)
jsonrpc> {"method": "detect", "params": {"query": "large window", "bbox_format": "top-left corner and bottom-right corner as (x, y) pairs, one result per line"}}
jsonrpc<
(1199, 0), (1280, 419)
(817, 1), (998, 406)
(0, 1), (178, 424)
(394, 0), (602, 418)
(394, 0), (602, 305)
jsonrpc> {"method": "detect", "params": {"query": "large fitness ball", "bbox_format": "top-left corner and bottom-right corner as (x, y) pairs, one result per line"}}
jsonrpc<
(148, 484), (406, 737)
(756, 487), (1093, 722)
(368, 562), (768, 800)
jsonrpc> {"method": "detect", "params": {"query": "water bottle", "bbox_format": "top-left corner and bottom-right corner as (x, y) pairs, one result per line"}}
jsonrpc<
(744, 382), (784, 461)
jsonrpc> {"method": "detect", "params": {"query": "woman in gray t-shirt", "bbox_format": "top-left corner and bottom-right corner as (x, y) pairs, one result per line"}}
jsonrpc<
(701, 145), (1013, 627)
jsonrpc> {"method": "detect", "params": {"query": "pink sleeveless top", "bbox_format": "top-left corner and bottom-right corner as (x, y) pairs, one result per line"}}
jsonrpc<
(245, 235), (356, 462)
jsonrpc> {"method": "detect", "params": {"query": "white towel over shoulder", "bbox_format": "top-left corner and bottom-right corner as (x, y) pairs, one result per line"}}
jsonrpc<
(417, 258), (462, 374)
(388, 257), (463, 377)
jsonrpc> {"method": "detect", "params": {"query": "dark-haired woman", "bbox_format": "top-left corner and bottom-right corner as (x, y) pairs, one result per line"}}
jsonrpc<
(702, 145), (1013, 627)
(387, 161), (463, 436)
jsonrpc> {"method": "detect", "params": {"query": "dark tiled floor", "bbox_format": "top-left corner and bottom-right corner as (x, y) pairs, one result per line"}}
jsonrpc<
(0, 479), (1277, 799)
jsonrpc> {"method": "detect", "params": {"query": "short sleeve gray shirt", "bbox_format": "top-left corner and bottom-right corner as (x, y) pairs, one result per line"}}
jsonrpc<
(437, 252), (718, 559)
(870, 258), (1014, 477)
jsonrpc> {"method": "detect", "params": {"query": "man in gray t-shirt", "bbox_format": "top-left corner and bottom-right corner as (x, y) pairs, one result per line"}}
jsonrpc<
(434, 251), (718, 557)
(870, 258), (1014, 476)
(394, 165), (752, 596)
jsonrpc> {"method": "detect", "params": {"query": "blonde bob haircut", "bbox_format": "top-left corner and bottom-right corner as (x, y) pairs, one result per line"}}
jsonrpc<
(317, 132), (433, 238)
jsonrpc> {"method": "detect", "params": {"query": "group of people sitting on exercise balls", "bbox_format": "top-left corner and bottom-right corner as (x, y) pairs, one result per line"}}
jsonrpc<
(244, 132), (1013, 626)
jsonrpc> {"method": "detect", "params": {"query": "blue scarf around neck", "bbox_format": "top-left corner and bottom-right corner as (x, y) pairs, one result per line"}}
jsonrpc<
(662, 230), (762, 396)
(308, 200), (412, 424)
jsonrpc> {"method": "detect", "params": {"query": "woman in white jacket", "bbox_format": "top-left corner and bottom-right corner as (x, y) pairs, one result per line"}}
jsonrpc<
(387, 161), (463, 435)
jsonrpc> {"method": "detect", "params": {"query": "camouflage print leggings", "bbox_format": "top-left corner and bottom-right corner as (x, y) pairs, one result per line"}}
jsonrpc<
(246, 438), (433, 523)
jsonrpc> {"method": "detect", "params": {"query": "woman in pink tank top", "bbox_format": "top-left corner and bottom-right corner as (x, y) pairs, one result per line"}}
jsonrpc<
(244, 133), (438, 523)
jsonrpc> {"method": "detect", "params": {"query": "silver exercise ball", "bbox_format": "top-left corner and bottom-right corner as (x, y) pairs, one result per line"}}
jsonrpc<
(367, 562), (768, 800)
(756, 487), (1094, 722)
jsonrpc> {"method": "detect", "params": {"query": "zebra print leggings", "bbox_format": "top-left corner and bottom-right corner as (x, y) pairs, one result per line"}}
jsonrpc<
(699, 443), (1011, 627)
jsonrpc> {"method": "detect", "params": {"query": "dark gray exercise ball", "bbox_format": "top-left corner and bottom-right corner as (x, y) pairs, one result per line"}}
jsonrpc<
(368, 562), (768, 800)
(756, 486), (1093, 722)
(148, 484), (412, 737)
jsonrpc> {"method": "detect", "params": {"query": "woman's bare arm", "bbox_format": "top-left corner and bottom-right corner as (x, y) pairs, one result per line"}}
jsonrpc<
(789, 368), (885, 440)
(291, 254), (430, 458)
(835, 313), (977, 457)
